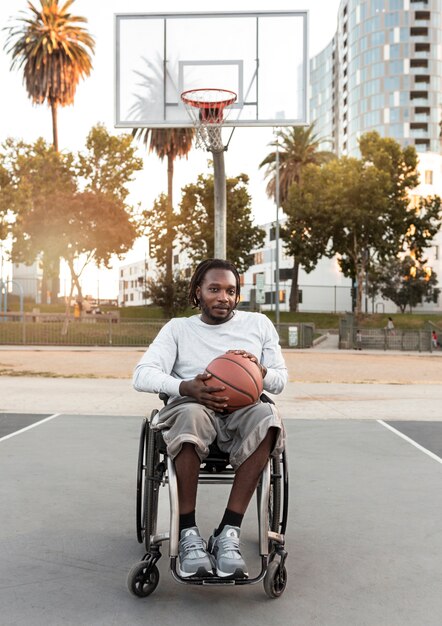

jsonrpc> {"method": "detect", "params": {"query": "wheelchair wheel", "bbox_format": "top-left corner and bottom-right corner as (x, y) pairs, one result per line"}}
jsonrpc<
(136, 418), (148, 543)
(263, 560), (287, 599)
(127, 561), (159, 598)
(143, 419), (162, 551)
(257, 456), (282, 533)
(269, 456), (282, 532)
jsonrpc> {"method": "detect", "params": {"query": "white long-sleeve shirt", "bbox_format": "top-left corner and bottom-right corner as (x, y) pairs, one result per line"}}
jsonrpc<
(133, 311), (288, 403)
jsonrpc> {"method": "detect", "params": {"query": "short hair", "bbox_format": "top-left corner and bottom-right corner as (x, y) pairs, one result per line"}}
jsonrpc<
(189, 259), (241, 308)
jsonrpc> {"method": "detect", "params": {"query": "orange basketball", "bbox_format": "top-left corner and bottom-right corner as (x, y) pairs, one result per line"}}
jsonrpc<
(205, 352), (264, 412)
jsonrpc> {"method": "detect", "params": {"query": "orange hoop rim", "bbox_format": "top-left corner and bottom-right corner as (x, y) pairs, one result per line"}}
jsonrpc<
(181, 88), (237, 110)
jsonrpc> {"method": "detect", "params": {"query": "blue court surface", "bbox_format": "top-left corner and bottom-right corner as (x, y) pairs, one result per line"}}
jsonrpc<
(1, 413), (441, 626)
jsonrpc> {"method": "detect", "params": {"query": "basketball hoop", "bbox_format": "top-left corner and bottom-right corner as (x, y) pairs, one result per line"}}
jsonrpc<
(181, 88), (237, 152)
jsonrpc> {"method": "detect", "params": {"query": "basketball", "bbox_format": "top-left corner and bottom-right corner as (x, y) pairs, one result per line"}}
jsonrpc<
(204, 352), (264, 412)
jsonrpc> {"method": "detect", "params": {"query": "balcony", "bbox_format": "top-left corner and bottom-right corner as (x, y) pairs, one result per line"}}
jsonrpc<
(410, 26), (429, 37)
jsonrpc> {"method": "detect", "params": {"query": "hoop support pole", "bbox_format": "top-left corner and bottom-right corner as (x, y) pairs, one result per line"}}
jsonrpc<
(213, 150), (227, 259)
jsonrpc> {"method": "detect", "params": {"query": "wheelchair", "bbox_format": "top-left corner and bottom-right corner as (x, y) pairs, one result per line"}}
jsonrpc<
(127, 394), (289, 599)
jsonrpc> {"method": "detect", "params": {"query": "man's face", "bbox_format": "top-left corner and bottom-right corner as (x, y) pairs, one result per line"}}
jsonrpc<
(196, 268), (239, 325)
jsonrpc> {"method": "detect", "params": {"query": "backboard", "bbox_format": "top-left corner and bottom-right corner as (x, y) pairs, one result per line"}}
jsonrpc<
(115, 11), (308, 128)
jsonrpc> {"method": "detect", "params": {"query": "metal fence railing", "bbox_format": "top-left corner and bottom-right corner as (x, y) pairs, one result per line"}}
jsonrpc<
(0, 314), (314, 349)
(0, 313), (166, 347)
(339, 320), (434, 352)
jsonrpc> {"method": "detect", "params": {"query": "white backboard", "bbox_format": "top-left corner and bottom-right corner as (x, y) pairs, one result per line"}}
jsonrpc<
(115, 11), (308, 128)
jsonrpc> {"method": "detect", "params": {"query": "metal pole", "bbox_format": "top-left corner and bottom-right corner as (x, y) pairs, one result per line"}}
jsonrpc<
(213, 149), (227, 259)
(275, 131), (280, 329)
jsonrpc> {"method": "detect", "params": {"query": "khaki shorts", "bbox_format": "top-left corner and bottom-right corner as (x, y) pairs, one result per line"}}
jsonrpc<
(151, 398), (285, 470)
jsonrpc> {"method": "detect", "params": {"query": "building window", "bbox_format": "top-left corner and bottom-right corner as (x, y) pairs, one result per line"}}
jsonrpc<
(269, 226), (276, 241)
(424, 170), (433, 184)
(254, 251), (264, 265)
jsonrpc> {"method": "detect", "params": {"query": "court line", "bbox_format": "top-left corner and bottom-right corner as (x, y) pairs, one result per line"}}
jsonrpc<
(378, 420), (442, 465)
(0, 413), (62, 443)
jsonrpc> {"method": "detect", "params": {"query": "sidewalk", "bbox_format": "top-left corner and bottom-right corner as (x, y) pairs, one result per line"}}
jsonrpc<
(1, 346), (441, 419)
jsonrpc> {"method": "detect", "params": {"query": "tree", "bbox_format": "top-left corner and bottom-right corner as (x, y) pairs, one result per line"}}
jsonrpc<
(177, 172), (265, 273)
(369, 255), (440, 313)
(138, 193), (182, 317)
(259, 123), (335, 310)
(2, 134), (141, 301)
(132, 128), (194, 283)
(77, 124), (143, 201)
(285, 132), (442, 314)
(4, 0), (95, 152)
(145, 269), (190, 318)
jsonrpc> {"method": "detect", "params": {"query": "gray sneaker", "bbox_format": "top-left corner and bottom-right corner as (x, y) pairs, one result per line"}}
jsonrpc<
(178, 527), (214, 578)
(208, 525), (248, 579)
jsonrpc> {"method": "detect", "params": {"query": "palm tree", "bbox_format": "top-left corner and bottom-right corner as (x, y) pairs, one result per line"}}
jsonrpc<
(259, 123), (335, 311)
(4, 0), (95, 152)
(4, 0), (95, 304)
(132, 128), (194, 281)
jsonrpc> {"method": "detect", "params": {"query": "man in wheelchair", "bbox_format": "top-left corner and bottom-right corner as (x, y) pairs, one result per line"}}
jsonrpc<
(133, 258), (287, 580)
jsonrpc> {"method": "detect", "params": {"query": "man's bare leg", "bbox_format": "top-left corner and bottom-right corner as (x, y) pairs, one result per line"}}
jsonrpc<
(227, 427), (277, 514)
(174, 442), (201, 514)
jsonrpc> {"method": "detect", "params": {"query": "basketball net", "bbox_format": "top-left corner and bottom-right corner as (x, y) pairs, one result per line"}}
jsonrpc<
(181, 88), (237, 152)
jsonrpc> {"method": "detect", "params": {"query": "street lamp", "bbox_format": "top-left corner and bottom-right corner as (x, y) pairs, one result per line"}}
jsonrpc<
(274, 129), (281, 330)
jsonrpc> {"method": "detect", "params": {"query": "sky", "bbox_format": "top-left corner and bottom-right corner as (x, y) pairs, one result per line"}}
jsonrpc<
(0, 0), (342, 299)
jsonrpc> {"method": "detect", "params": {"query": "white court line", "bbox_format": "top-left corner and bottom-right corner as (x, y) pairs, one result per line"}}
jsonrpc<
(0, 413), (62, 443)
(378, 419), (442, 465)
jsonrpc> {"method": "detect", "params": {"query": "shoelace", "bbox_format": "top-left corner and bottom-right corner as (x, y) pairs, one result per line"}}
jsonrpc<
(180, 534), (206, 554)
(218, 534), (241, 557)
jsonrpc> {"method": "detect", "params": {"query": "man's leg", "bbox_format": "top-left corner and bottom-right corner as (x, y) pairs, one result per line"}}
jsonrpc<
(208, 427), (277, 579)
(174, 443), (214, 578)
(174, 442), (200, 518)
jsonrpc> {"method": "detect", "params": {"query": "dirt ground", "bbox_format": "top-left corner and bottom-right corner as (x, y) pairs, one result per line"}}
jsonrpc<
(0, 347), (441, 384)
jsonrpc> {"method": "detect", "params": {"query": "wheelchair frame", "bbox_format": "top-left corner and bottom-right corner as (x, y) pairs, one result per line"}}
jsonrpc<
(127, 397), (289, 599)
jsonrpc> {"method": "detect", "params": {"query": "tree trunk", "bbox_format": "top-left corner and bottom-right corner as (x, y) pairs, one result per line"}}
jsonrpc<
(288, 259), (300, 312)
(355, 264), (364, 318)
(50, 100), (59, 152)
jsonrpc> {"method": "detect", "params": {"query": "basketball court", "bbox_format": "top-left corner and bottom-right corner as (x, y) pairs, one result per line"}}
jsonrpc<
(1, 400), (441, 625)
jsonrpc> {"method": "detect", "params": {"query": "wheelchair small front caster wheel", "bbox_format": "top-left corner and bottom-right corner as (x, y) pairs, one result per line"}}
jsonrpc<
(127, 561), (159, 598)
(263, 560), (287, 599)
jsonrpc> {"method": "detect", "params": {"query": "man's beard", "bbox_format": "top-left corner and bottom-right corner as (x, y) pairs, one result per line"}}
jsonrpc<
(199, 298), (236, 324)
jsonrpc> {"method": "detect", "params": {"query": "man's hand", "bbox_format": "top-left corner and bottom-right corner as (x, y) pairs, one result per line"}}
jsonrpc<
(227, 349), (267, 378)
(179, 373), (229, 411)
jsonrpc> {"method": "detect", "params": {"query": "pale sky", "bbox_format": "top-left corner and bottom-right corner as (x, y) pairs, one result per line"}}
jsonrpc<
(0, 0), (341, 298)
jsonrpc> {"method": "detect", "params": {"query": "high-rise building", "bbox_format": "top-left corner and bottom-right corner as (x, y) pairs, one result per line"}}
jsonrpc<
(310, 0), (442, 311)
(311, 0), (442, 156)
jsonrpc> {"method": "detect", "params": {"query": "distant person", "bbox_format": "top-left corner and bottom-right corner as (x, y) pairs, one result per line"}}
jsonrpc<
(73, 299), (82, 321)
(431, 330), (439, 349)
(355, 329), (362, 350)
(385, 317), (395, 334)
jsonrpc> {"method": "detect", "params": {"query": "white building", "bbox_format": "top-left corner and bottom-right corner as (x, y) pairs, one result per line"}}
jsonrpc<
(118, 257), (152, 307)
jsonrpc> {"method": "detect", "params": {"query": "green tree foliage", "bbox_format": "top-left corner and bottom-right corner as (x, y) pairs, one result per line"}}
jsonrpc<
(177, 172), (265, 272)
(140, 194), (176, 270)
(0, 161), (13, 240)
(1, 131), (141, 300)
(145, 269), (190, 318)
(139, 193), (190, 318)
(4, 0), (95, 152)
(285, 132), (442, 314)
(369, 255), (440, 313)
(260, 123), (335, 310)
(78, 124), (143, 201)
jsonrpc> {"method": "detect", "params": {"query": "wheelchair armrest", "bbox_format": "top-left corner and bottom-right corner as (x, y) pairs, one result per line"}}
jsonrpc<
(159, 392), (169, 405)
(260, 393), (275, 405)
